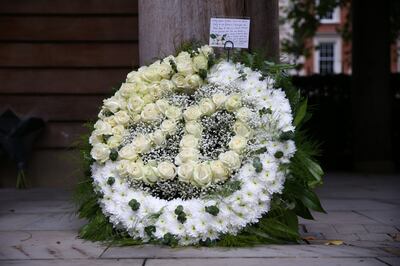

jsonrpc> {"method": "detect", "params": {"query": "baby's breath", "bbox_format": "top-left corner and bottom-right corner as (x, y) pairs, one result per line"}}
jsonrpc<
(129, 179), (223, 200)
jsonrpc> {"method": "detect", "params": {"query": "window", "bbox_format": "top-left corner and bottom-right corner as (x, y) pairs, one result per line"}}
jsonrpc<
(316, 0), (340, 24)
(313, 36), (342, 74)
(322, 10), (333, 20)
(318, 42), (335, 74)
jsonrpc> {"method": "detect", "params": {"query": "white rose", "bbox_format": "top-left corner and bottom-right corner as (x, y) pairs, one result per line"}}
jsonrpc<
(91, 143), (110, 163)
(107, 135), (122, 149)
(117, 160), (130, 177)
(228, 135), (247, 153)
(212, 93), (227, 108)
(141, 103), (161, 122)
(165, 106), (182, 120)
(171, 73), (187, 89)
(157, 161), (177, 180)
(148, 83), (163, 99)
(177, 162), (196, 183)
(236, 107), (252, 122)
(150, 129), (166, 145)
(89, 134), (103, 145)
(103, 97), (123, 113)
(160, 119), (177, 135)
(134, 81), (148, 94)
(112, 125), (127, 138)
(219, 151), (241, 170)
(175, 52), (194, 75)
(192, 163), (212, 187)
(160, 79), (176, 92)
(118, 83), (136, 98)
(126, 162), (144, 180)
(199, 45), (213, 55)
(126, 71), (141, 83)
(183, 105), (202, 121)
(140, 66), (161, 82)
(118, 143), (138, 160)
(225, 94), (242, 112)
(179, 134), (199, 148)
(233, 121), (252, 138)
(113, 111), (130, 125)
(131, 114), (141, 124)
(192, 54), (208, 72)
(142, 165), (159, 184)
(185, 121), (202, 138)
(185, 74), (202, 88)
(155, 99), (170, 114)
(210, 160), (229, 182)
(175, 148), (200, 165)
(94, 120), (112, 135)
(143, 165), (159, 184)
(154, 60), (172, 79)
(132, 134), (151, 154)
(103, 116), (117, 127)
(142, 93), (155, 104)
(127, 95), (145, 114)
(199, 98), (216, 116)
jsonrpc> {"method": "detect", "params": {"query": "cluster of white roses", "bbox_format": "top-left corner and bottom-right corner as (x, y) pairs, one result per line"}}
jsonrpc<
(174, 93), (254, 187)
(90, 46), (296, 245)
(90, 45), (213, 164)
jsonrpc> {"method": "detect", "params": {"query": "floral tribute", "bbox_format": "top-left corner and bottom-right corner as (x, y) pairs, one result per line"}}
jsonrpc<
(76, 44), (325, 246)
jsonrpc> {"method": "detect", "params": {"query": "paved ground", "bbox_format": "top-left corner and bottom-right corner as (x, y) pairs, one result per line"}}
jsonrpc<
(0, 173), (399, 266)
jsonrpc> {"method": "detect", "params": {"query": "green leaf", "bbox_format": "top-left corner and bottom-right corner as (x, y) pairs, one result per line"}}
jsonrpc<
(300, 189), (326, 213)
(294, 99), (308, 126)
(281, 210), (299, 231)
(294, 200), (314, 220)
(304, 157), (324, 187)
(260, 219), (300, 240)
(252, 157), (263, 173)
(205, 205), (220, 216)
(198, 68), (207, 79)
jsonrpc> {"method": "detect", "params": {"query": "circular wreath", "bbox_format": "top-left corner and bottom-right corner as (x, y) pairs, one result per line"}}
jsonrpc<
(88, 46), (297, 245)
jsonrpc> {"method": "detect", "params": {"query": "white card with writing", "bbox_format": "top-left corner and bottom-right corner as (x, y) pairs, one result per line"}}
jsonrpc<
(209, 18), (250, 48)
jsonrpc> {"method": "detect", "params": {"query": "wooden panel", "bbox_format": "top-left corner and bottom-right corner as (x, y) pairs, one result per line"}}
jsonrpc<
(0, 69), (131, 94)
(0, 43), (139, 67)
(36, 122), (90, 148)
(0, 95), (104, 121)
(0, 0), (137, 14)
(0, 150), (83, 188)
(0, 16), (138, 41)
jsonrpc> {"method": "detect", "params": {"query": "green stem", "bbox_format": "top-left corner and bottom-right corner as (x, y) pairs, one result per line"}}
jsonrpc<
(16, 170), (27, 189)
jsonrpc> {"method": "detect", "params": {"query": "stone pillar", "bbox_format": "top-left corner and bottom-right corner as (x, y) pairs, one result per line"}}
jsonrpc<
(245, 0), (280, 62)
(139, 0), (244, 65)
(139, 0), (281, 64)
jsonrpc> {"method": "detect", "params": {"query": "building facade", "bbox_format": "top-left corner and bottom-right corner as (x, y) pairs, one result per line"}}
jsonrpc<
(280, 0), (399, 75)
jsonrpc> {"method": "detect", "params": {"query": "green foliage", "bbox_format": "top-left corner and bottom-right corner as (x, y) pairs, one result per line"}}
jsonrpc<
(206, 179), (242, 198)
(73, 49), (324, 247)
(252, 157), (263, 173)
(294, 99), (308, 127)
(107, 176), (115, 186)
(175, 40), (203, 56)
(205, 205), (219, 216)
(109, 149), (118, 161)
(129, 199), (140, 211)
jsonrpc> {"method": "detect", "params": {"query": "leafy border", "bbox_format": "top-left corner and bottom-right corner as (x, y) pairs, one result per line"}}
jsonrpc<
(73, 46), (325, 247)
